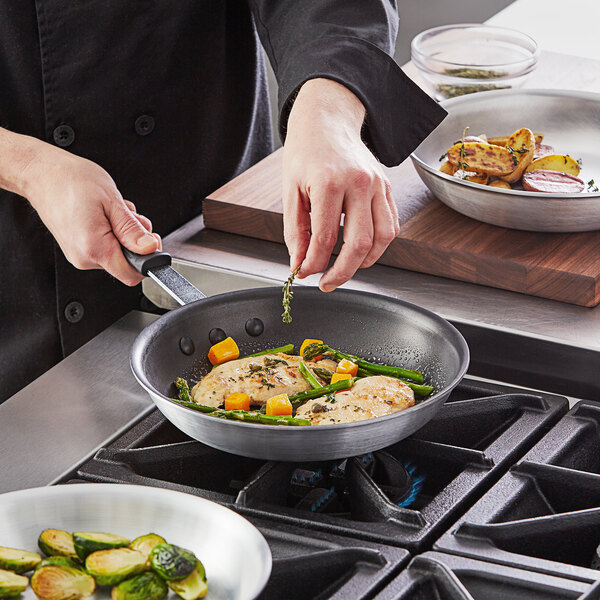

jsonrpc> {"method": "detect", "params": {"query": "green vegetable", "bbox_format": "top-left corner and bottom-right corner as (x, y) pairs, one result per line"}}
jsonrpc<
(289, 378), (358, 405)
(302, 343), (423, 383)
(298, 360), (322, 390)
(171, 398), (312, 425)
(38, 530), (77, 559)
(167, 560), (208, 600)
(85, 548), (146, 586)
(150, 544), (196, 582)
(0, 568), (28, 598)
(0, 546), (41, 573)
(31, 564), (95, 600)
(312, 367), (334, 384)
(281, 265), (300, 324)
(129, 534), (167, 567)
(111, 571), (168, 600)
(246, 344), (294, 357)
(400, 380), (434, 397)
(174, 377), (193, 403)
(37, 557), (83, 571)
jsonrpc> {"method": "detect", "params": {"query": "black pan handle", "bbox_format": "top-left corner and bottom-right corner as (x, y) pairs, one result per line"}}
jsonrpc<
(122, 247), (172, 275)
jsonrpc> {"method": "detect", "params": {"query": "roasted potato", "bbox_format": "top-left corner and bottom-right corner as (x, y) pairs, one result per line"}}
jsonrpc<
(454, 170), (489, 185)
(524, 154), (581, 177)
(488, 132), (544, 147)
(488, 179), (512, 189)
(500, 128), (536, 183)
(522, 169), (585, 193)
(447, 141), (514, 176)
(534, 143), (555, 159)
(439, 160), (456, 175)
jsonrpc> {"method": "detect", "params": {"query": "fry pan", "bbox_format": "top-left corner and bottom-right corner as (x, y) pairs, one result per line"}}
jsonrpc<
(127, 251), (469, 461)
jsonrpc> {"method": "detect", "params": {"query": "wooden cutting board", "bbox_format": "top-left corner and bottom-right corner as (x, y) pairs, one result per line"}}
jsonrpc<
(204, 51), (600, 307)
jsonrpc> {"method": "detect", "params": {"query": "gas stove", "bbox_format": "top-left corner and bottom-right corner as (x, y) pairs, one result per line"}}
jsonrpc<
(60, 376), (581, 599)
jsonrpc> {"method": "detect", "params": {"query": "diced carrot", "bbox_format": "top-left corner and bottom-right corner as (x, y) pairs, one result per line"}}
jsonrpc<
(208, 336), (239, 366)
(300, 338), (323, 361)
(266, 393), (293, 416)
(336, 358), (358, 377)
(224, 392), (250, 411)
(330, 373), (352, 390)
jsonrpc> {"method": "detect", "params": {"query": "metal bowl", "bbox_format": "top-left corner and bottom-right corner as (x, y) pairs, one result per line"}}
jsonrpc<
(0, 484), (271, 600)
(411, 89), (600, 232)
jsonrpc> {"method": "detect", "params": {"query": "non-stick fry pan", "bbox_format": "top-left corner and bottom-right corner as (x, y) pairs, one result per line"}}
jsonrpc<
(127, 250), (469, 461)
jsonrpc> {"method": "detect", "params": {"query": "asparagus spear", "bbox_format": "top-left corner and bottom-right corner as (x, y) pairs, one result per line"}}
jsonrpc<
(289, 378), (357, 405)
(355, 366), (433, 397)
(298, 360), (322, 389)
(312, 367), (334, 384)
(303, 343), (424, 383)
(175, 377), (194, 403)
(172, 398), (312, 426)
(246, 344), (294, 357)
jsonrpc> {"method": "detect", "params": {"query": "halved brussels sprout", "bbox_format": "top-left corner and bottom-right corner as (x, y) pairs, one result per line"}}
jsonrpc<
(167, 560), (208, 600)
(30, 564), (95, 600)
(0, 546), (41, 573)
(85, 548), (146, 586)
(0, 568), (29, 598)
(72, 532), (130, 561)
(150, 544), (196, 582)
(111, 571), (168, 600)
(37, 557), (82, 571)
(129, 534), (166, 567)
(38, 530), (77, 559)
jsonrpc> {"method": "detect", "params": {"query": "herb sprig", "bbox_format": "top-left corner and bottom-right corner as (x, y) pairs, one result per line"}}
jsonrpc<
(282, 264), (301, 324)
(457, 126), (470, 171)
(588, 179), (599, 193)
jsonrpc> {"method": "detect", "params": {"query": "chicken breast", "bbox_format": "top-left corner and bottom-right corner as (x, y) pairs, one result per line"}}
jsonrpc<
(295, 375), (414, 425)
(191, 353), (337, 407)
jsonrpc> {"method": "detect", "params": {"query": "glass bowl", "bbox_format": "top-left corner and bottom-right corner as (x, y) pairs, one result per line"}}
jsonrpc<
(411, 23), (539, 100)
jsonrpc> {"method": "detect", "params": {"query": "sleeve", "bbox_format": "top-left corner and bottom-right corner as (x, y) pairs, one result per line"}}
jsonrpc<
(246, 0), (447, 167)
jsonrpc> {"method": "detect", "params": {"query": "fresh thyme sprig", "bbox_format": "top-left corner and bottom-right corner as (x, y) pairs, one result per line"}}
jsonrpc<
(282, 264), (301, 324)
(588, 179), (599, 192)
(506, 144), (528, 166)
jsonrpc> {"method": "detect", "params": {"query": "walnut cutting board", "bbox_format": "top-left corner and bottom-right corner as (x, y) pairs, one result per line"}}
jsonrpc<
(204, 51), (600, 307)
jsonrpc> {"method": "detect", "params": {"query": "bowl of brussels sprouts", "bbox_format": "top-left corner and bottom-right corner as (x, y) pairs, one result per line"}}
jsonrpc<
(0, 484), (271, 600)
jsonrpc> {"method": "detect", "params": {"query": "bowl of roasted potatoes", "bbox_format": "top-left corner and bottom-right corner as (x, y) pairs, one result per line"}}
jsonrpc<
(411, 89), (600, 232)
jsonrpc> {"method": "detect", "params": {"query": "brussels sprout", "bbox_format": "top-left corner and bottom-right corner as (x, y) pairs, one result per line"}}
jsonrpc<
(111, 571), (168, 600)
(85, 548), (146, 586)
(0, 546), (41, 573)
(38, 530), (77, 559)
(37, 557), (82, 571)
(167, 561), (208, 600)
(30, 564), (95, 600)
(0, 568), (28, 598)
(129, 534), (166, 567)
(150, 544), (196, 582)
(72, 532), (130, 561)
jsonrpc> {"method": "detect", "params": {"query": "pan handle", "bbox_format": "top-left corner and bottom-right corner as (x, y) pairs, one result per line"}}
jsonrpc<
(122, 247), (172, 275)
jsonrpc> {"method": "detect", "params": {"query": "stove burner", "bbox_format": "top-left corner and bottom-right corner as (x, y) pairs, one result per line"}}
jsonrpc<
(285, 452), (424, 515)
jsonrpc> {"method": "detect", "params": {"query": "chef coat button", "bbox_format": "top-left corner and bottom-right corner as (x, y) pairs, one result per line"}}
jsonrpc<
(53, 125), (75, 147)
(64, 301), (84, 324)
(135, 115), (155, 136)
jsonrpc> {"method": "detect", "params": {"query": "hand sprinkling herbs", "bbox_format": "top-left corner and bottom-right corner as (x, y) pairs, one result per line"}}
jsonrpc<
(282, 264), (301, 323)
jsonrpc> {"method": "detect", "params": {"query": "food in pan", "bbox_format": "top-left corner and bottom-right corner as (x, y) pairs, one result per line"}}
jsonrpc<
(172, 339), (433, 427)
(0, 531), (207, 600)
(439, 127), (590, 193)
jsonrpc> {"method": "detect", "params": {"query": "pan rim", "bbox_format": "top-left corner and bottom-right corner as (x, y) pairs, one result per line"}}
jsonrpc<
(130, 287), (470, 431)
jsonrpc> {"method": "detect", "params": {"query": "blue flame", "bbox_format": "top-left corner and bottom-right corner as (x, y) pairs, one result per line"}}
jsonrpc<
(397, 461), (425, 508)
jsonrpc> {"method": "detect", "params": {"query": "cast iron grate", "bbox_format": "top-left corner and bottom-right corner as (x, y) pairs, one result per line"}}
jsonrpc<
(73, 377), (567, 552)
(436, 401), (600, 583)
(372, 552), (600, 600)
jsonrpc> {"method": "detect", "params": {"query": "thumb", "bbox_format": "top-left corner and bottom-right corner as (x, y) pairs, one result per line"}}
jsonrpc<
(106, 197), (159, 254)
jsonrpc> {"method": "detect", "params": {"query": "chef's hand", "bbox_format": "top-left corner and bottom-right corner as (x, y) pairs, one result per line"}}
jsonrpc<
(283, 78), (399, 292)
(3, 132), (160, 286)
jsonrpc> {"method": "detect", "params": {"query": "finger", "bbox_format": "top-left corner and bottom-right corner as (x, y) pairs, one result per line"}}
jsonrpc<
(124, 200), (136, 213)
(385, 179), (400, 237)
(359, 190), (397, 269)
(319, 190), (374, 292)
(104, 196), (159, 255)
(99, 233), (146, 286)
(283, 186), (311, 272)
(298, 182), (344, 278)
(135, 212), (153, 232)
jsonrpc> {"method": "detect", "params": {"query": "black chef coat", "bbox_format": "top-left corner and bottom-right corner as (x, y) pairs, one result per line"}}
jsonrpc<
(0, 0), (446, 402)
